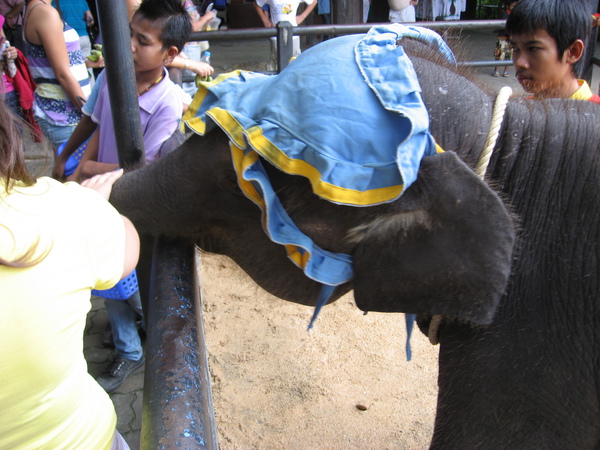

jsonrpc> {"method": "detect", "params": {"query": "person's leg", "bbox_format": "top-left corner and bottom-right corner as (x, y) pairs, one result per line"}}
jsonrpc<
(96, 291), (144, 393)
(320, 13), (331, 41)
(105, 292), (143, 361)
(79, 35), (92, 58)
(292, 36), (301, 58)
(34, 116), (76, 148)
(502, 41), (512, 77)
(493, 38), (501, 77)
(79, 35), (95, 85)
(267, 38), (277, 72)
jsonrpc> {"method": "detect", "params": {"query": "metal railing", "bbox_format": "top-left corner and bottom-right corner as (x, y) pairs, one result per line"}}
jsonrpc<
(185, 19), (508, 75)
(178, 18), (598, 77)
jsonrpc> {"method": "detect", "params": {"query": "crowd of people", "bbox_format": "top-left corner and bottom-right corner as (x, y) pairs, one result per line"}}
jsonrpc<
(1, 0), (599, 448)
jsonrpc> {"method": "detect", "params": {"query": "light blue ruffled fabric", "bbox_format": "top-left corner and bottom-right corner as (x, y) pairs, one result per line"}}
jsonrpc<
(184, 25), (455, 353)
(188, 24), (454, 204)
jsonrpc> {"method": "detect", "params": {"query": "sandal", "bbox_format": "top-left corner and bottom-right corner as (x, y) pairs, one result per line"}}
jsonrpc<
(492, 71), (499, 77)
(503, 71), (510, 77)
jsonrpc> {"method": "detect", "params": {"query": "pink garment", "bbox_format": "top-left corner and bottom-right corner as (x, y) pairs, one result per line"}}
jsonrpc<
(2, 73), (15, 93)
(1, 15), (15, 94)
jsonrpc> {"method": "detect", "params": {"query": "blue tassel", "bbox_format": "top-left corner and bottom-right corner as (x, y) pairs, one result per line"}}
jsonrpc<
(307, 284), (336, 330)
(405, 313), (416, 361)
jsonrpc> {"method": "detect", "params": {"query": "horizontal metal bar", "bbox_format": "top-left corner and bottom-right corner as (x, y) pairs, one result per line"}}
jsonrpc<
(189, 19), (507, 42)
(458, 60), (512, 67)
(142, 238), (217, 450)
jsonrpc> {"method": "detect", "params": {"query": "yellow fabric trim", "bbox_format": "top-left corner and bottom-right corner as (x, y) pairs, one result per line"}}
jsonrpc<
(185, 76), (449, 206)
(230, 141), (309, 270)
(182, 70), (246, 134)
(435, 142), (444, 154)
(182, 86), (208, 134)
(244, 126), (405, 206)
(570, 80), (593, 101)
(229, 142), (262, 206)
(284, 243), (310, 269)
(207, 107), (248, 149)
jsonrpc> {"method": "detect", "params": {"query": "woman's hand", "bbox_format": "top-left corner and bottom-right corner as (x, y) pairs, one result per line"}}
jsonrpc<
(80, 168), (124, 200)
(85, 55), (105, 69)
(3, 45), (17, 61)
(187, 60), (214, 77)
(191, 10), (216, 32)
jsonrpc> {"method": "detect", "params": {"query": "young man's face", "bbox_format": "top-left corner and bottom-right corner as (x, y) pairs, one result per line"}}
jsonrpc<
(130, 13), (172, 74)
(510, 29), (579, 99)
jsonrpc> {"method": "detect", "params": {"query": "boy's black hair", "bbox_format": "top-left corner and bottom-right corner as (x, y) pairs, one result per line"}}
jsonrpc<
(505, 0), (592, 76)
(135, 0), (191, 53)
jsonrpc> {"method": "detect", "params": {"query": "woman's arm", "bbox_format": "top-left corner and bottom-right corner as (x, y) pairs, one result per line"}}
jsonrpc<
(254, 2), (273, 27)
(52, 114), (98, 180)
(76, 160), (120, 182)
(80, 169), (140, 279)
(66, 129), (100, 182)
(5, 1), (25, 21)
(191, 9), (216, 32)
(27, 4), (86, 109)
(168, 53), (214, 77)
(296, 0), (318, 25)
(126, 0), (142, 21)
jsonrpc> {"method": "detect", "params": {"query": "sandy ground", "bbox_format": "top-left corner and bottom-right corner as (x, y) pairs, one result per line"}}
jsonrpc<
(199, 252), (439, 449)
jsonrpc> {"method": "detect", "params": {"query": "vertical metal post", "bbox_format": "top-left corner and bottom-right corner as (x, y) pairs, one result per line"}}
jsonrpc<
(276, 21), (294, 73)
(95, 2), (217, 449)
(95, 0), (146, 169)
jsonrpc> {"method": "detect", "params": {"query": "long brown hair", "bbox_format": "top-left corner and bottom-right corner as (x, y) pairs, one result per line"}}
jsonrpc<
(0, 100), (46, 268)
(0, 100), (35, 190)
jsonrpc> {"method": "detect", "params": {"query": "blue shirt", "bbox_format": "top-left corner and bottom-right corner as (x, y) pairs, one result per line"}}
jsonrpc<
(51, 0), (90, 38)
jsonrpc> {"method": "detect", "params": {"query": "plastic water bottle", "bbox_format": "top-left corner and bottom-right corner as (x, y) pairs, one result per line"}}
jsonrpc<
(200, 51), (211, 65)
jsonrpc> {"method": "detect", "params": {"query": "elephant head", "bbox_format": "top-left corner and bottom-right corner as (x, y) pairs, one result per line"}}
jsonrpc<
(111, 129), (515, 326)
(351, 150), (514, 324)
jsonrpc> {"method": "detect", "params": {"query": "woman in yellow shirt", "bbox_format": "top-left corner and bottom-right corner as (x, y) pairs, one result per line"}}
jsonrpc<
(0, 100), (139, 450)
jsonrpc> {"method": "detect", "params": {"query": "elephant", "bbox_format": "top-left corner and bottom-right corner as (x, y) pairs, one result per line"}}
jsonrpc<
(110, 28), (600, 448)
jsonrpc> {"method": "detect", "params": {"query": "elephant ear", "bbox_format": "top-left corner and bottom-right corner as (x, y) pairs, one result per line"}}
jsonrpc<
(352, 151), (515, 325)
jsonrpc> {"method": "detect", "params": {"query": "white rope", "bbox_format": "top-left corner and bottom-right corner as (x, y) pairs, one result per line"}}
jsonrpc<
(474, 86), (513, 180)
(428, 86), (513, 346)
